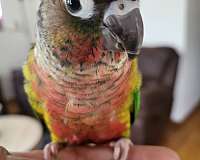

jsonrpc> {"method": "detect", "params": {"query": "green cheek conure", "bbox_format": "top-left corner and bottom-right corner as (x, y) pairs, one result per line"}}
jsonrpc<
(23, 0), (144, 160)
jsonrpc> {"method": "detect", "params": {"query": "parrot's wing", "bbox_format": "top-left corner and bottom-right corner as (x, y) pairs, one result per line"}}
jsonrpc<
(23, 49), (45, 119)
(133, 89), (141, 118)
(129, 58), (142, 124)
(130, 89), (141, 124)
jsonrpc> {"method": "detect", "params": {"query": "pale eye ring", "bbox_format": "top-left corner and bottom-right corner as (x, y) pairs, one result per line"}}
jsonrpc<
(65, 0), (82, 13)
(64, 0), (95, 19)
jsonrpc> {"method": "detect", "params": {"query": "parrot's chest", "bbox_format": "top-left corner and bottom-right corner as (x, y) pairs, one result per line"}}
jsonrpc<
(32, 52), (134, 144)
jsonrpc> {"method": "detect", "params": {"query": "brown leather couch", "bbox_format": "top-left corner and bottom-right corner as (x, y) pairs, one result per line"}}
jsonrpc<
(132, 47), (179, 145)
(11, 47), (179, 146)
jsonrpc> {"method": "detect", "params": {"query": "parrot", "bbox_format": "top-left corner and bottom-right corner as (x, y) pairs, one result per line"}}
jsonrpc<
(23, 0), (144, 160)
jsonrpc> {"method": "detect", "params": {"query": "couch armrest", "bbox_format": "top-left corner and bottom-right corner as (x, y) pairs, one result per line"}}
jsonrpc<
(141, 82), (173, 117)
(132, 82), (173, 145)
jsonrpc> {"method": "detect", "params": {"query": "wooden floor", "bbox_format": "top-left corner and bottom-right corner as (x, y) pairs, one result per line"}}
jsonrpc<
(161, 106), (200, 160)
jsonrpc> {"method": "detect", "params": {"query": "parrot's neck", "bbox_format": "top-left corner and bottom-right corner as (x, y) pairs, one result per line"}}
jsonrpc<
(34, 44), (129, 83)
(34, 30), (129, 78)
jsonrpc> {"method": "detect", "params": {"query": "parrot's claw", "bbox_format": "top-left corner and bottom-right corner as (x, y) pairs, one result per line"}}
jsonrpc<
(44, 142), (62, 160)
(110, 138), (133, 160)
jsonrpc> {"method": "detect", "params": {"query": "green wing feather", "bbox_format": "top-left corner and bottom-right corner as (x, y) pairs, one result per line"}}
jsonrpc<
(130, 88), (141, 124)
(133, 89), (141, 119)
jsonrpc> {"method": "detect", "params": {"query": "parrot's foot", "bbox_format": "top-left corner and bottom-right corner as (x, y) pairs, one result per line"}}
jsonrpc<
(44, 142), (64, 160)
(110, 138), (133, 160)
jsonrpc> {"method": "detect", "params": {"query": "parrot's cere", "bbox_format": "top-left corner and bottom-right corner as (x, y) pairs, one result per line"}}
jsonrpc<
(23, 0), (143, 147)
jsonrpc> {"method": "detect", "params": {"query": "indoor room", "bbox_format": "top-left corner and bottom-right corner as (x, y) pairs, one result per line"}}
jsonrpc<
(0, 0), (199, 160)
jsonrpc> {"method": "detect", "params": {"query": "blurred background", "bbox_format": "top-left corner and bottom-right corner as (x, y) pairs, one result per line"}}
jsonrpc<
(0, 0), (199, 159)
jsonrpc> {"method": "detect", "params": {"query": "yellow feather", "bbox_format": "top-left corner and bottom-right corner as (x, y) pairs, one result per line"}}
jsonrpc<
(119, 58), (142, 137)
(23, 48), (44, 115)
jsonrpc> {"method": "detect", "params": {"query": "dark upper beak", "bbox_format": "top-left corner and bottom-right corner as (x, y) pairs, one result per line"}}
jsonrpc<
(101, 8), (144, 59)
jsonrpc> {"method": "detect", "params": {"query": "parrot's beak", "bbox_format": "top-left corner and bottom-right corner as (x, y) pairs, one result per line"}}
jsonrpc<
(101, 8), (144, 59)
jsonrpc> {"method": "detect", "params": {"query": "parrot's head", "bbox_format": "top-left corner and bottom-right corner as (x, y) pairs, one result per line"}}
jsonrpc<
(37, 0), (143, 69)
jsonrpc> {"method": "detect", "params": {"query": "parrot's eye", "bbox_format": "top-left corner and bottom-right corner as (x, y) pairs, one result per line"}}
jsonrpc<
(66, 0), (81, 13)
(64, 0), (95, 19)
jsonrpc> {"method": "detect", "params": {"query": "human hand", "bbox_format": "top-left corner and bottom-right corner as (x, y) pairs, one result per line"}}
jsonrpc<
(0, 145), (180, 160)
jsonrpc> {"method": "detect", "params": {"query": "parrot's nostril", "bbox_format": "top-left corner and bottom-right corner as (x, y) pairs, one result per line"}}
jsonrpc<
(118, 0), (125, 10)
(119, 3), (125, 10)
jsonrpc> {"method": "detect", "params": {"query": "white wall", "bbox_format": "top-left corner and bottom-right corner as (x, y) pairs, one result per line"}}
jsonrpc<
(0, 0), (2, 19)
(140, 0), (200, 123)
(24, 0), (40, 42)
(140, 0), (187, 53)
(0, 31), (30, 98)
(171, 0), (200, 122)
(0, 0), (31, 99)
